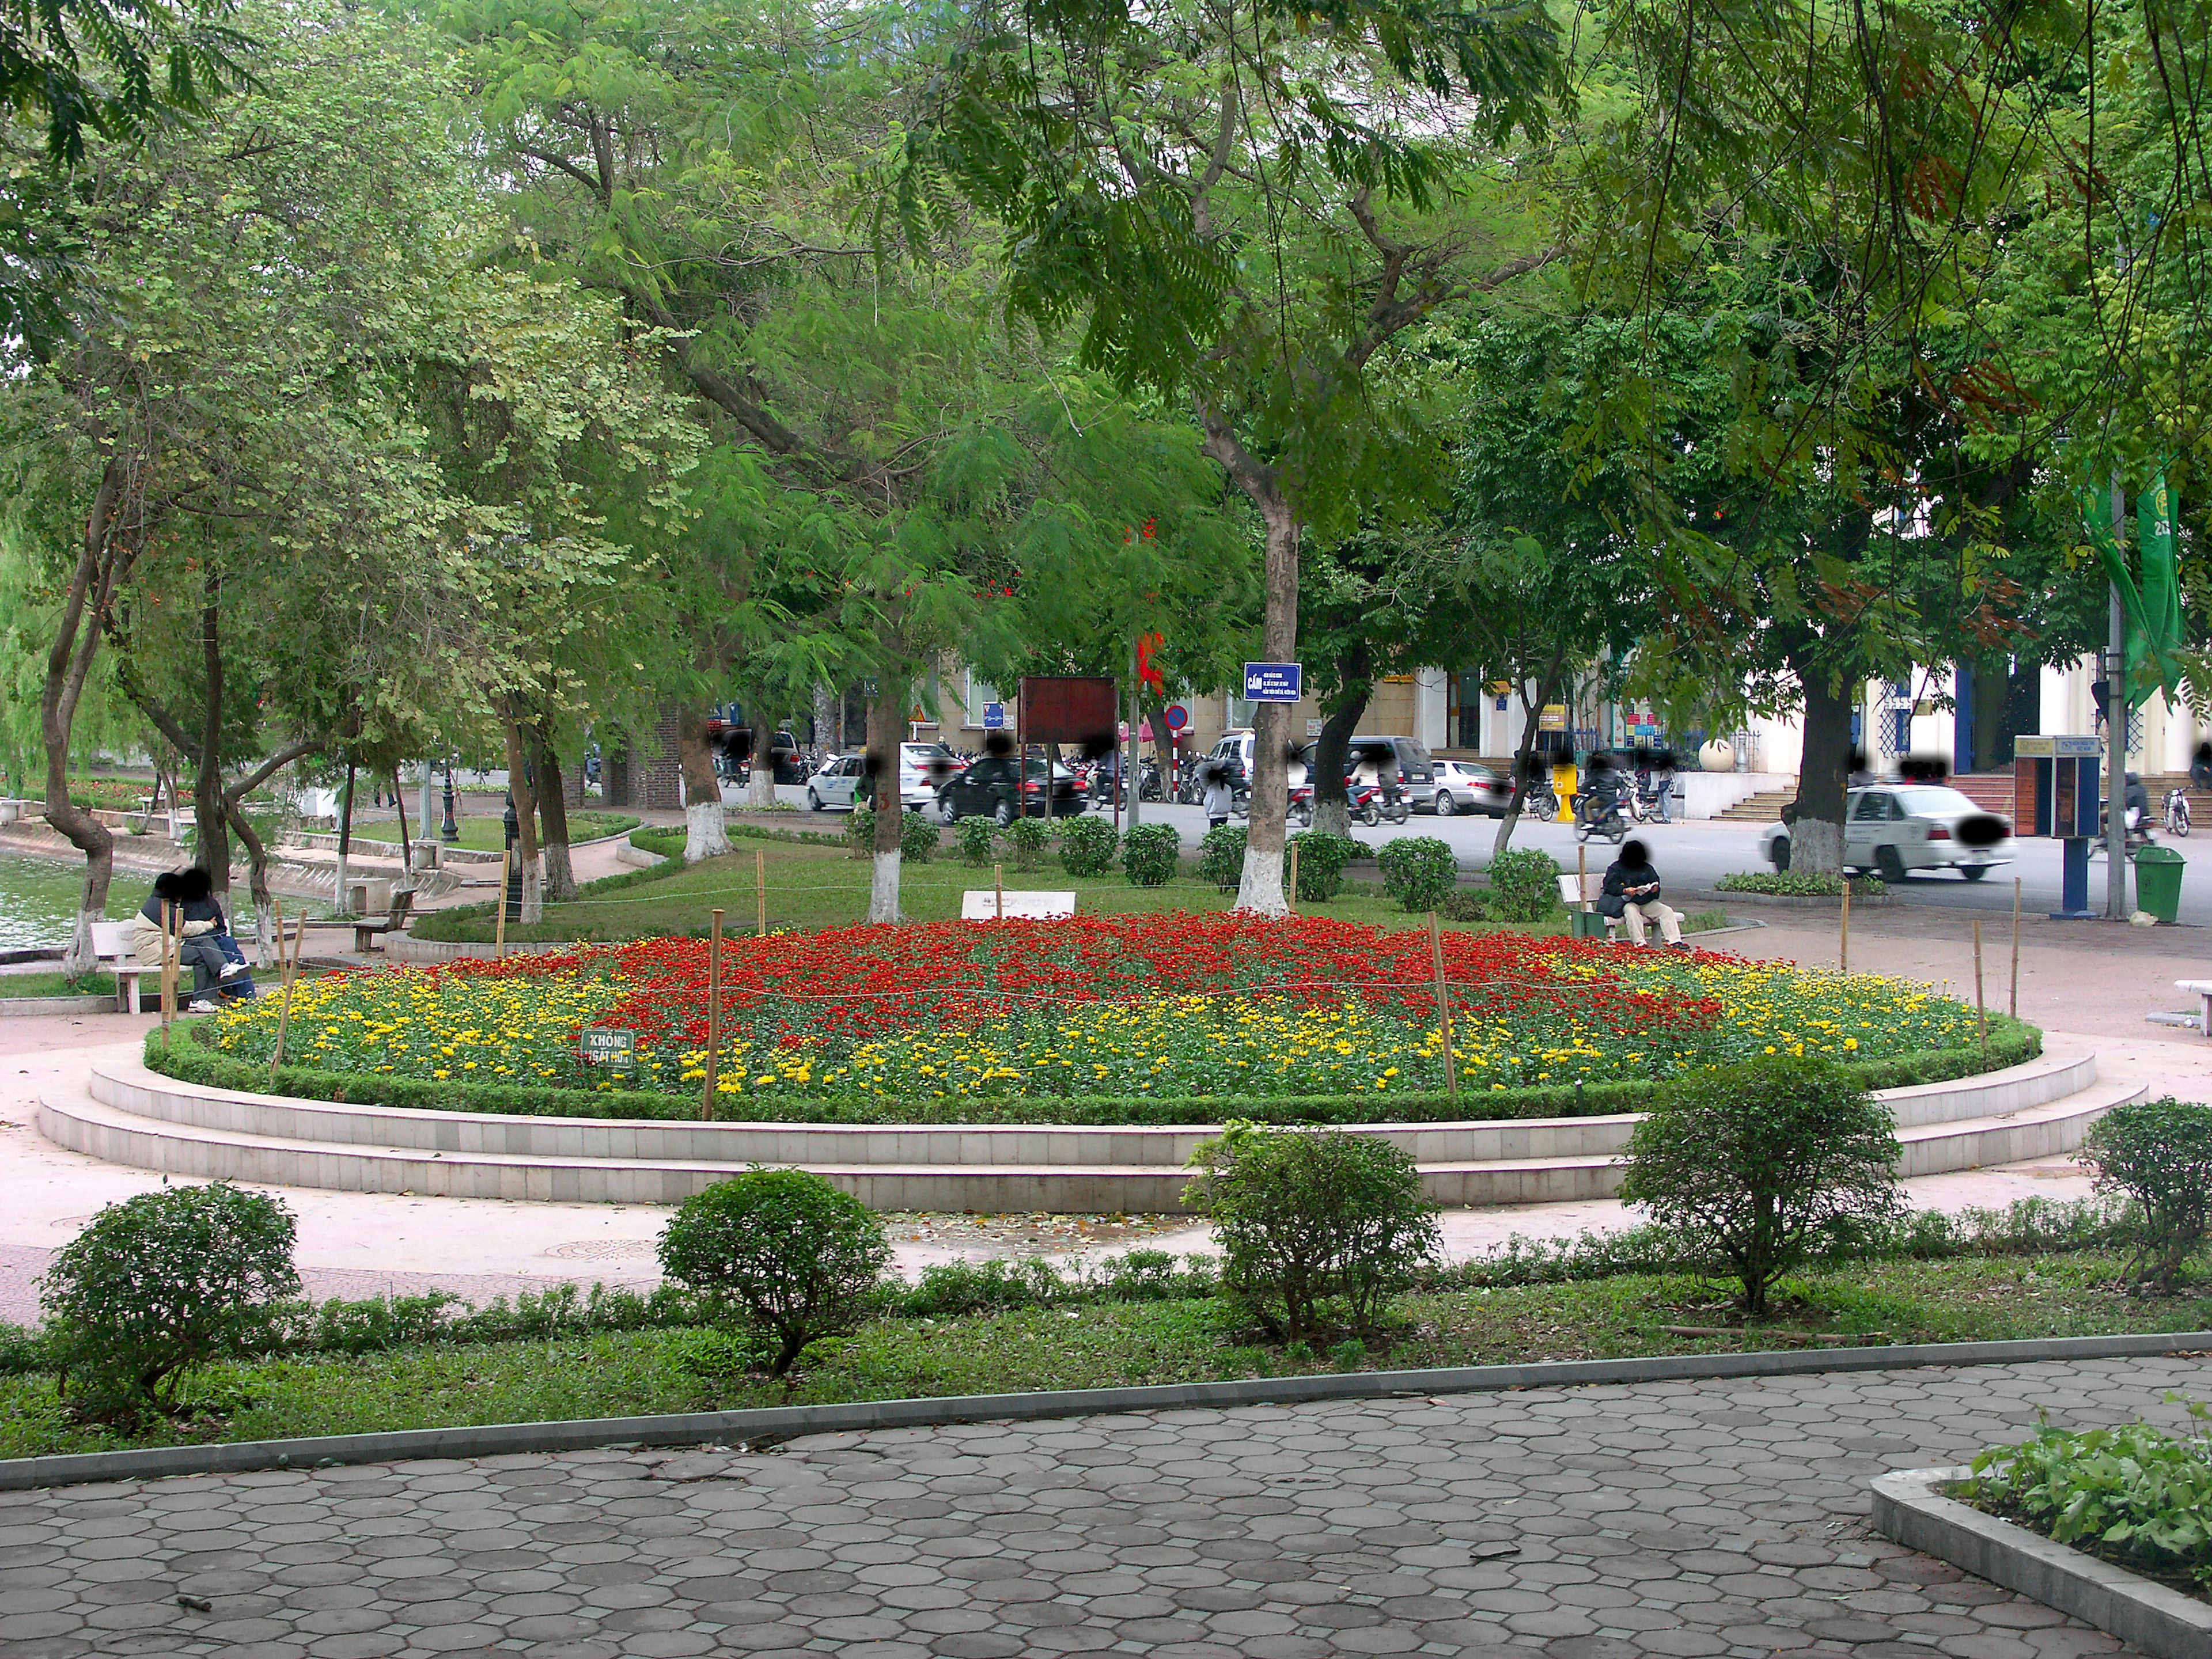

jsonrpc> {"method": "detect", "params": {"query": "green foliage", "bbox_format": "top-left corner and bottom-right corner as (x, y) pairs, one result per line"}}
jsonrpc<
(1002, 813), (1050, 871)
(1969, 1405), (2212, 1591)
(1058, 814), (1118, 877)
(1183, 1123), (1441, 1343)
(846, 806), (876, 856)
(40, 1184), (300, 1419)
(1122, 823), (1180, 887)
(1287, 831), (1361, 902)
(1715, 872), (1884, 897)
(1620, 1057), (1903, 1314)
(656, 1171), (891, 1375)
(629, 826), (687, 861)
(954, 815), (999, 868)
(1198, 823), (1247, 890)
(1485, 847), (1562, 923)
(900, 808), (941, 865)
(893, 1250), (1221, 1318)
(2083, 1100), (2212, 1293)
(1438, 889), (1487, 923)
(1377, 836), (1458, 912)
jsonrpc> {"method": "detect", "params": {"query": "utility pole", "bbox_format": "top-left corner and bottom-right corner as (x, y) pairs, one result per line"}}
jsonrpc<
(2107, 476), (2129, 919)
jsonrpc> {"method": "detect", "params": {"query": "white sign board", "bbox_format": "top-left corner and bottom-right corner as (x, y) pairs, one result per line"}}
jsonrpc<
(961, 890), (1078, 921)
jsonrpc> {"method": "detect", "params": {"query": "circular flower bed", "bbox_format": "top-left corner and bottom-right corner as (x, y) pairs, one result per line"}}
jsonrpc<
(199, 914), (1986, 1104)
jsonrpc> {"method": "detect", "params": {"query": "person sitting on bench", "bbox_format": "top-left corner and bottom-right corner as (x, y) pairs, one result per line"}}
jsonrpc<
(1601, 838), (1688, 949)
(129, 868), (253, 1011)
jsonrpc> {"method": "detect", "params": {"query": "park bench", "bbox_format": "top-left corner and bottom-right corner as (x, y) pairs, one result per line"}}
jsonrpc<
(305, 887), (416, 953)
(2177, 979), (2212, 1036)
(86, 921), (146, 1013)
(961, 889), (1077, 921)
(1556, 872), (1622, 942)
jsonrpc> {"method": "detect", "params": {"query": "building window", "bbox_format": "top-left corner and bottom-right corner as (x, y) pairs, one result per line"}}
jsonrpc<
(965, 672), (1000, 729)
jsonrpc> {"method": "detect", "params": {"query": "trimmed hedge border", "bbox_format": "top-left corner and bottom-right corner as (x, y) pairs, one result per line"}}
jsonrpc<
(151, 1018), (2043, 1128)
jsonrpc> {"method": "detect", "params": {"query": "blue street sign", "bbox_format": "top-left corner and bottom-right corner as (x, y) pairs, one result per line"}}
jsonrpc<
(982, 702), (1006, 730)
(1243, 662), (1303, 703)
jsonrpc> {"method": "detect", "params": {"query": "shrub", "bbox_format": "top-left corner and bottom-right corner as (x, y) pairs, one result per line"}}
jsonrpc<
(1968, 1408), (2212, 1591)
(1619, 1056), (1902, 1314)
(2082, 1099), (2212, 1291)
(1438, 889), (1487, 924)
(1198, 823), (1246, 891)
(1486, 847), (1563, 922)
(1058, 815), (1119, 877)
(846, 805), (875, 857)
(1377, 836), (1459, 912)
(900, 807), (941, 863)
(40, 1184), (301, 1419)
(1715, 870), (1885, 897)
(1003, 813), (1050, 871)
(954, 815), (998, 868)
(1183, 1123), (1441, 1343)
(1287, 831), (1361, 902)
(1123, 822), (1181, 887)
(657, 1170), (891, 1374)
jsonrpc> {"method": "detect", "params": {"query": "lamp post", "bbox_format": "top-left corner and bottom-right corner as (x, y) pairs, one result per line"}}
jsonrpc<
(440, 757), (459, 843)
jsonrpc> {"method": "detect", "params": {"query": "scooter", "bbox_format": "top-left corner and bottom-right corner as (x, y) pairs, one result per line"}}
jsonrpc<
(1572, 789), (1628, 843)
(1355, 781), (1410, 827)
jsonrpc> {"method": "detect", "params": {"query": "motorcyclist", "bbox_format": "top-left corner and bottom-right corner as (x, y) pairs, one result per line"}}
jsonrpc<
(1579, 753), (1627, 832)
(2126, 771), (2151, 838)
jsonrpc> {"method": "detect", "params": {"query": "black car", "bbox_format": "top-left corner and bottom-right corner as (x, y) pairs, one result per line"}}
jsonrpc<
(938, 757), (1086, 823)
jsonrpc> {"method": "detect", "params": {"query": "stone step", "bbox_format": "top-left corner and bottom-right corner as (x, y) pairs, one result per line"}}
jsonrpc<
(1717, 788), (1798, 823)
(39, 1055), (2136, 1213)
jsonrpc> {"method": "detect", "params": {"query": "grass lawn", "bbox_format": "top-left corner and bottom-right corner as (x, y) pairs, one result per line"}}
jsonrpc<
(411, 836), (1602, 943)
(0, 970), (115, 999)
(349, 810), (638, 853)
(5, 1252), (2205, 1459)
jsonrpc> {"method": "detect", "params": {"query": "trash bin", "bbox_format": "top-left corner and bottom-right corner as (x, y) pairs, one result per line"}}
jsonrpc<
(2134, 844), (2185, 923)
(1570, 908), (1612, 940)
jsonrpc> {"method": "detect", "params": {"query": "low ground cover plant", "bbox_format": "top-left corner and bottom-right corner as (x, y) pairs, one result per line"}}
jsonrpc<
(1715, 871), (1886, 897)
(1968, 1406), (2212, 1593)
(2082, 1099), (2212, 1292)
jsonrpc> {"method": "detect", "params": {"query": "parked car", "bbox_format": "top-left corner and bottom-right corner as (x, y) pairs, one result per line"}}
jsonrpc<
(900, 742), (961, 809)
(938, 756), (1086, 823)
(805, 754), (869, 812)
(1426, 759), (1511, 818)
(1759, 783), (2013, 882)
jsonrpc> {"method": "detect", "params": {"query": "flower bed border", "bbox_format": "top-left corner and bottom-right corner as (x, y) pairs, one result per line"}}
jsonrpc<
(151, 1019), (2043, 1127)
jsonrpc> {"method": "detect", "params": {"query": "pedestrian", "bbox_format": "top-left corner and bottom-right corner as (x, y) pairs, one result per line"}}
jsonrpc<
(1202, 760), (1233, 832)
(1601, 838), (1687, 949)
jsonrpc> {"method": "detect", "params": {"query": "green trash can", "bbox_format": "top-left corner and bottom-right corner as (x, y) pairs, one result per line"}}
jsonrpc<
(1570, 908), (1613, 940)
(2134, 844), (2186, 923)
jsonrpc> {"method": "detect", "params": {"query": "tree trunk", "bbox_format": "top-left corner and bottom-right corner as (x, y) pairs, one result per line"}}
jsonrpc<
(502, 713), (544, 924)
(1310, 655), (1372, 839)
(677, 705), (731, 862)
(224, 799), (278, 967)
(534, 732), (576, 903)
(1790, 656), (1854, 875)
(748, 713), (778, 809)
(392, 768), (411, 876)
(191, 563), (232, 897)
(812, 683), (839, 751)
(866, 676), (906, 922)
(1491, 673), (1560, 859)
(1234, 500), (1300, 915)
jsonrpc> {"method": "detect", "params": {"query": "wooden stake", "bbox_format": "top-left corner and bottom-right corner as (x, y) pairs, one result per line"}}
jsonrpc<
(756, 848), (767, 938)
(1577, 842), (1588, 910)
(161, 900), (176, 1047)
(704, 908), (724, 1120)
(2010, 875), (2022, 1020)
(1429, 911), (1458, 1101)
(493, 846), (510, 960)
(1287, 839), (1300, 914)
(1973, 916), (1988, 1056)
(271, 902), (302, 1078)
(1839, 878), (1851, 975)
(995, 862), (1004, 919)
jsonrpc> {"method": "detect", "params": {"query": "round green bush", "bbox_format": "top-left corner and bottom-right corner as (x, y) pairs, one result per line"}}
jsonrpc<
(1378, 836), (1459, 912)
(1003, 813), (1051, 871)
(1059, 815), (1119, 877)
(1286, 831), (1361, 902)
(955, 816), (999, 868)
(900, 807), (941, 863)
(1123, 822), (1181, 887)
(41, 1183), (301, 1419)
(1198, 823), (1247, 891)
(1486, 846), (1563, 923)
(657, 1169), (892, 1375)
(2082, 1097), (2212, 1291)
(1438, 888), (1487, 923)
(846, 805), (876, 856)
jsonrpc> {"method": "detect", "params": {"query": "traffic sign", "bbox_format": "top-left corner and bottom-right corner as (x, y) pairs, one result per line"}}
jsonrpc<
(1243, 662), (1302, 703)
(982, 702), (1006, 730)
(1164, 703), (1190, 732)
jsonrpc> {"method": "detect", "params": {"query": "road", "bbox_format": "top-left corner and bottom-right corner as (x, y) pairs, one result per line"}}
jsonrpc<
(768, 784), (2212, 927)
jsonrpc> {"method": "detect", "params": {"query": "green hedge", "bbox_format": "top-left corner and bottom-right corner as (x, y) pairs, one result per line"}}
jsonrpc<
(1715, 870), (1887, 897)
(152, 1018), (2042, 1128)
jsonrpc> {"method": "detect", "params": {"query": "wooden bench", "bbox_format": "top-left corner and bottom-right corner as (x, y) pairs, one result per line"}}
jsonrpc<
(306, 888), (416, 953)
(87, 921), (146, 1013)
(2178, 980), (2212, 1036)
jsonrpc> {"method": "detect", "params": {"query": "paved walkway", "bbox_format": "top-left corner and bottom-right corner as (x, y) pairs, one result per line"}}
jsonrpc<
(7, 1354), (2203, 1658)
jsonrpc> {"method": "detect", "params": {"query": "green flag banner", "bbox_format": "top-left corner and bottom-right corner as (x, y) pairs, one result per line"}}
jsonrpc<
(2082, 476), (2186, 710)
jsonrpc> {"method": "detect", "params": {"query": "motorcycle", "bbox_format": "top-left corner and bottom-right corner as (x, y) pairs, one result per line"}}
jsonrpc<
(2093, 798), (2156, 855)
(1571, 789), (1628, 843)
(2167, 786), (2192, 838)
(1516, 778), (1558, 821)
(1354, 781), (1410, 827)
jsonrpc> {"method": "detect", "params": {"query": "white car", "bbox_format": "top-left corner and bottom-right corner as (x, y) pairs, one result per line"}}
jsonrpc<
(1760, 783), (2014, 882)
(805, 754), (869, 812)
(900, 742), (960, 809)
(803, 745), (962, 812)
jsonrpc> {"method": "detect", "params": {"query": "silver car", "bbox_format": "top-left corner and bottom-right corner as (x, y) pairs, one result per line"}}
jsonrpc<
(1426, 759), (1511, 817)
(1760, 784), (2014, 882)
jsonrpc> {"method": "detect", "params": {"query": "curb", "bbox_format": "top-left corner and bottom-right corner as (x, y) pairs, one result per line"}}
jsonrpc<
(0, 994), (113, 1017)
(1872, 1465), (2212, 1659)
(8, 1330), (2210, 1493)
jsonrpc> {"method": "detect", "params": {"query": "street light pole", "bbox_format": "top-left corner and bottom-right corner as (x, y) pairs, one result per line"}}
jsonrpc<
(440, 756), (460, 843)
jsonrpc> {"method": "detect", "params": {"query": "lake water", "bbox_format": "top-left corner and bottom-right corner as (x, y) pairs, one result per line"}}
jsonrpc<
(0, 853), (146, 950)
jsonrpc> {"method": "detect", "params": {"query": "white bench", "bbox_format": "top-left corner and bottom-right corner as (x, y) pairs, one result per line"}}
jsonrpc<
(1557, 873), (1622, 941)
(88, 921), (146, 1013)
(961, 889), (1077, 921)
(2177, 980), (2212, 1035)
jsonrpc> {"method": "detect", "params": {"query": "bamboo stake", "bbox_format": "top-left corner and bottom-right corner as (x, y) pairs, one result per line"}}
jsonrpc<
(2010, 875), (2022, 1019)
(270, 902), (302, 1078)
(1577, 842), (1588, 909)
(1973, 917), (1988, 1057)
(1839, 878), (1851, 975)
(703, 908), (724, 1120)
(493, 846), (510, 960)
(755, 848), (767, 938)
(994, 862), (1004, 919)
(161, 900), (176, 1047)
(1287, 839), (1300, 914)
(1429, 911), (1458, 1101)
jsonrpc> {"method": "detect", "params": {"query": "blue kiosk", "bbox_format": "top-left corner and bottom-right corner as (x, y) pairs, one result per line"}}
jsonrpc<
(2013, 734), (2102, 918)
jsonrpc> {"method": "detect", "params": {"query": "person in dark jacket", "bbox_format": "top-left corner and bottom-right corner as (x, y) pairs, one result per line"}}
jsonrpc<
(128, 868), (252, 1008)
(1602, 838), (1687, 948)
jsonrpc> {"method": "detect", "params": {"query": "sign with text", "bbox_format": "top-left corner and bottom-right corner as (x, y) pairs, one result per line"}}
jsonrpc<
(982, 702), (1006, 730)
(579, 1028), (635, 1074)
(1243, 662), (1303, 703)
(961, 889), (1078, 921)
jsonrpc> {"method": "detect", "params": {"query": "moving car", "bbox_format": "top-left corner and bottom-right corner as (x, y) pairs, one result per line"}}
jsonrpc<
(937, 756), (1086, 823)
(1426, 759), (1511, 818)
(1759, 783), (2013, 882)
(805, 754), (868, 812)
(900, 742), (960, 809)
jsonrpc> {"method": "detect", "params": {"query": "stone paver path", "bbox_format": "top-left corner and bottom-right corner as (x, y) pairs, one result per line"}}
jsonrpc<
(6, 1355), (2207, 1659)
